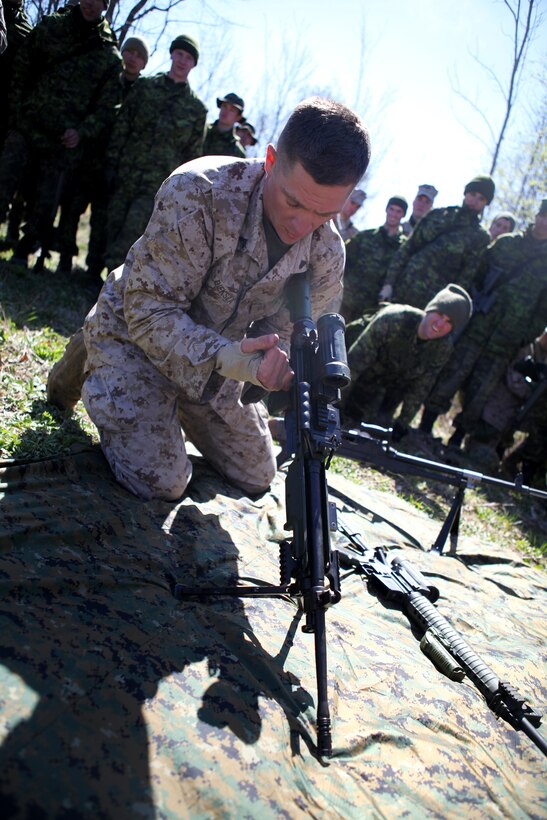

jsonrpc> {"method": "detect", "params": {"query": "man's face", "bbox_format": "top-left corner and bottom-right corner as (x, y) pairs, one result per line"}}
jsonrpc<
(385, 204), (405, 228)
(237, 128), (254, 147)
(79, 0), (104, 22)
(219, 103), (242, 129)
(340, 199), (361, 220)
(417, 311), (453, 341)
(533, 212), (547, 241)
(412, 193), (433, 220)
(463, 190), (488, 213)
(489, 216), (514, 240)
(122, 48), (147, 79)
(262, 145), (354, 245)
(169, 49), (196, 83)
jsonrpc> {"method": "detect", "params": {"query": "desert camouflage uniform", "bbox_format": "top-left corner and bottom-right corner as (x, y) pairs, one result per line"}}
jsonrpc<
(424, 226), (547, 434)
(104, 72), (207, 270)
(83, 156), (345, 499)
(0, 5), (122, 246)
(203, 121), (246, 158)
(383, 205), (490, 309)
(341, 225), (406, 330)
(342, 304), (453, 428)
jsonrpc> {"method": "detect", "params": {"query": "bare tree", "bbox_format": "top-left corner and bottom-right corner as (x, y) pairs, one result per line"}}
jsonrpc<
(450, 0), (544, 175)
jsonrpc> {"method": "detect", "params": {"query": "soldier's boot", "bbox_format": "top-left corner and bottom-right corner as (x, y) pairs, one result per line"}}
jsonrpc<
(11, 232), (39, 269)
(47, 328), (87, 411)
(56, 252), (73, 276)
(418, 409), (438, 435)
(447, 427), (465, 450)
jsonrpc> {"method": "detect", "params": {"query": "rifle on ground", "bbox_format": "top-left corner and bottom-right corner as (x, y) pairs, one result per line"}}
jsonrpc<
(336, 518), (547, 759)
(176, 271), (350, 757)
(335, 423), (547, 554)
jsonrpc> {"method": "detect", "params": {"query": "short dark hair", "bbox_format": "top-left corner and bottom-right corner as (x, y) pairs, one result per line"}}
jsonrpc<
(276, 97), (371, 186)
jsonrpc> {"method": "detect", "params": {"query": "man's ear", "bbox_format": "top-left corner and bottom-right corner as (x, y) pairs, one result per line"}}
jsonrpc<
(264, 144), (277, 176)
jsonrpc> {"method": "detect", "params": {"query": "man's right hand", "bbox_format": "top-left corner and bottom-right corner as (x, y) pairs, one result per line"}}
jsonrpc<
(378, 284), (393, 302)
(241, 334), (294, 391)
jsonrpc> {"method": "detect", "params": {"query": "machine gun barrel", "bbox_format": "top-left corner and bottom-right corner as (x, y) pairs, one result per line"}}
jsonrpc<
(338, 423), (547, 501)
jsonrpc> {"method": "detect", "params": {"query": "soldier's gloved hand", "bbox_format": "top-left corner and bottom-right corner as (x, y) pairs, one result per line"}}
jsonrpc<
(216, 334), (294, 391)
(378, 284), (393, 302)
(391, 422), (408, 442)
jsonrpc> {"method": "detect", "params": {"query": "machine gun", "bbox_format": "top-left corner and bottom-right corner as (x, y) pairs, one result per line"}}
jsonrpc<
(336, 518), (547, 759)
(176, 271), (350, 758)
(335, 423), (547, 554)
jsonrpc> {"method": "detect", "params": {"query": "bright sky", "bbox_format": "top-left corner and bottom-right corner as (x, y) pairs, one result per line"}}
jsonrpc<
(142, 0), (546, 229)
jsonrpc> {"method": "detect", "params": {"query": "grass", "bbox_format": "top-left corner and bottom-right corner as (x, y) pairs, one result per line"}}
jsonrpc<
(1, 220), (546, 565)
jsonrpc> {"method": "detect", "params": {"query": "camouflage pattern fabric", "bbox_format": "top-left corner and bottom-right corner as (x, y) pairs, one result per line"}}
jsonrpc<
(343, 305), (453, 428)
(334, 214), (359, 242)
(384, 205), (490, 309)
(0, 448), (545, 817)
(203, 121), (246, 158)
(0, 0), (33, 145)
(341, 225), (406, 324)
(425, 227), (547, 429)
(104, 73), (207, 269)
(0, 4), (122, 240)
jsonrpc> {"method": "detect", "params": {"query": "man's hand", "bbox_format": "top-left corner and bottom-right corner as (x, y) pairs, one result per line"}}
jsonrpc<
(378, 284), (393, 302)
(241, 334), (294, 391)
(61, 128), (80, 149)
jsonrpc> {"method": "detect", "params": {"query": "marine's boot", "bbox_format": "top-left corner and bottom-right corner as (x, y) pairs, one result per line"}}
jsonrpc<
(56, 252), (73, 276)
(47, 328), (87, 411)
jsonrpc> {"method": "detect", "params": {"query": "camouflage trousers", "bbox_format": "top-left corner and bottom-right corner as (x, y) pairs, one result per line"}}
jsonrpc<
(425, 337), (508, 434)
(104, 190), (156, 272)
(81, 362), (276, 501)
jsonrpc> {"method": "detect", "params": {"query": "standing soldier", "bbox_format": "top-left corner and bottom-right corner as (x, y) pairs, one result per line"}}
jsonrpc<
(379, 174), (494, 309)
(203, 92), (246, 158)
(55, 35), (150, 283)
(401, 183), (438, 236)
(0, 0), (122, 269)
(419, 198), (547, 450)
(103, 34), (207, 271)
(340, 195), (407, 341)
(335, 187), (367, 242)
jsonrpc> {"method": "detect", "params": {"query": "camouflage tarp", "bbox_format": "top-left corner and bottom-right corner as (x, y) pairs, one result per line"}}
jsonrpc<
(0, 446), (545, 818)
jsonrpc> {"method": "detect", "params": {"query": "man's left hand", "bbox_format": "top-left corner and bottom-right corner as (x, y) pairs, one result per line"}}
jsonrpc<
(241, 334), (294, 391)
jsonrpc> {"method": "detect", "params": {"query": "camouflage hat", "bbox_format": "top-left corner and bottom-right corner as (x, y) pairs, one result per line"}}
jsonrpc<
(236, 122), (257, 145)
(387, 195), (408, 215)
(425, 283), (472, 332)
(217, 92), (245, 112)
(538, 199), (547, 216)
(416, 184), (438, 202)
(169, 34), (199, 64)
(122, 36), (150, 65)
(464, 174), (495, 205)
(350, 188), (367, 206)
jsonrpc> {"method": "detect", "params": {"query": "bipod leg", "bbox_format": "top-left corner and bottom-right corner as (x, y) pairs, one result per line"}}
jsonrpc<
(430, 484), (465, 555)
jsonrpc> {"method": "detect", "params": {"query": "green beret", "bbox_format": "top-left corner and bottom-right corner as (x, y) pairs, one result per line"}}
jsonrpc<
(464, 174), (495, 205)
(169, 34), (199, 64)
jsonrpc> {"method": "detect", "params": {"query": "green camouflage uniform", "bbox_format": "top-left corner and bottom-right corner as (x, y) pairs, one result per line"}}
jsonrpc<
(424, 227), (547, 434)
(0, 4), (122, 248)
(341, 225), (406, 331)
(384, 205), (490, 309)
(342, 304), (453, 428)
(203, 120), (246, 158)
(104, 72), (207, 270)
(82, 156), (345, 500)
(0, 0), (32, 147)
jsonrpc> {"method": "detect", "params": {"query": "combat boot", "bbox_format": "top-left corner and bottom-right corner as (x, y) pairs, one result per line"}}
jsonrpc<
(56, 252), (73, 276)
(47, 328), (87, 411)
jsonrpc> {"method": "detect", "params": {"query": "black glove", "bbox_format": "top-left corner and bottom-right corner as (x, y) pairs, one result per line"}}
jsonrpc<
(391, 422), (408, 442)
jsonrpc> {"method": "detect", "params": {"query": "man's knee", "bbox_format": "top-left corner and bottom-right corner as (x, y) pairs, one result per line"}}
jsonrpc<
(103, 440), (192, 501)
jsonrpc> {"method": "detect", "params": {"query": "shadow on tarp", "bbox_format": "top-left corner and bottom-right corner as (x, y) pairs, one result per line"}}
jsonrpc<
(0, 447), (312, 818)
